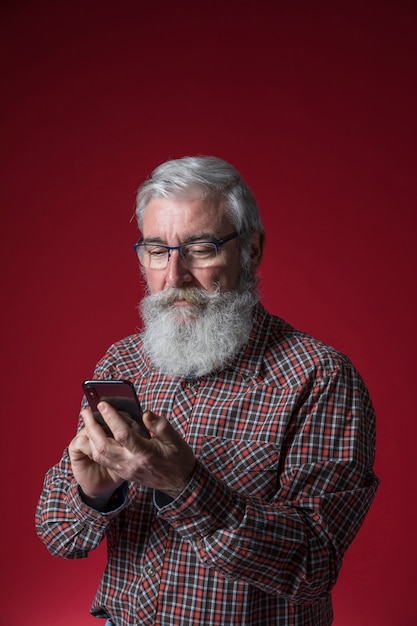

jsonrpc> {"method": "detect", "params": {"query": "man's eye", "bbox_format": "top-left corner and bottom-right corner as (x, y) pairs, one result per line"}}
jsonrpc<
(147, 247), (167, 257)
(186, 245), (214, 257)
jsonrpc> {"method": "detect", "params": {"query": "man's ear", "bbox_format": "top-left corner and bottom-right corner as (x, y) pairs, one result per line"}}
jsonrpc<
(249, 232), (265, 270)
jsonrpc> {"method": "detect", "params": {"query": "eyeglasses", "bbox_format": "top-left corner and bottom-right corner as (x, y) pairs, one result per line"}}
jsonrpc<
(134, 232), (238, 269)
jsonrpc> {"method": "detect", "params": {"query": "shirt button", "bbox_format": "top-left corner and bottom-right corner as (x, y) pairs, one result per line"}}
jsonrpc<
(146, 567), (157, 577)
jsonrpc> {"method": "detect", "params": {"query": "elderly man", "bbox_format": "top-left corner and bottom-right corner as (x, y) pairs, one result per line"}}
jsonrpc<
(36, 156), (378, 626)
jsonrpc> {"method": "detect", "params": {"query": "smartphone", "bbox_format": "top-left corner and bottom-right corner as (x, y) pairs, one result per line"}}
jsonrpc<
(82, 379), (150, 438)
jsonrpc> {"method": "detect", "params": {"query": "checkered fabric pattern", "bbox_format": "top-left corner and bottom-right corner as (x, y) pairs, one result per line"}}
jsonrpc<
(36, 303), (378, 625)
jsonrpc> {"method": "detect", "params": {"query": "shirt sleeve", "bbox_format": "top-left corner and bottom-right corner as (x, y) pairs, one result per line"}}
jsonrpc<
(156, 360), (379, 604)
(35, 445), (132, 559)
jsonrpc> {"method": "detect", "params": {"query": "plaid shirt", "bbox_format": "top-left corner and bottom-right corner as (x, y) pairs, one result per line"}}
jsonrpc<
(36, 303), (378, 625)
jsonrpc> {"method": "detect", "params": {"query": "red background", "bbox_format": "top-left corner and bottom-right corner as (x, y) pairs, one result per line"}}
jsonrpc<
(1, 1), (416, 624)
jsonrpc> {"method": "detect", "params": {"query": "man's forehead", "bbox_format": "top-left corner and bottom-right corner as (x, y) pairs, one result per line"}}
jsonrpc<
(143, 196), (231, 233)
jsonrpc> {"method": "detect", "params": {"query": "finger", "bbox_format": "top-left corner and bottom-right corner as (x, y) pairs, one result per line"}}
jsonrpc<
(142, 410), (164, 436)
(142, 410), (182, 444)
(68, 429), (93, 461)
(142, 411), (196, 494)
(97, 401), (143, 449)
(81, 407), (112, 439)
(80, 407), (96, 427)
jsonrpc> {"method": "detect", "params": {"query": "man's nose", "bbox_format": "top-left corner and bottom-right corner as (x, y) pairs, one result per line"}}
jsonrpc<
(165, 250), (193, 287)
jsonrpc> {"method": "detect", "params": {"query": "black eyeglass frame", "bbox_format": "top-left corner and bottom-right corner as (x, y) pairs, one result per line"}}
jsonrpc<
(133, 231), (239, 268)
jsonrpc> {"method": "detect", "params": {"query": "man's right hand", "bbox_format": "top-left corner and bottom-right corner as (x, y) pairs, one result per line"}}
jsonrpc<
(68, 407), (126, 510)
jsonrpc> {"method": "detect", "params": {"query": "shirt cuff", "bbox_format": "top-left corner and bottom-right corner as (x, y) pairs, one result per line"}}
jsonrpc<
(155, 461), (245, 539)
(67, 481), (129, 527)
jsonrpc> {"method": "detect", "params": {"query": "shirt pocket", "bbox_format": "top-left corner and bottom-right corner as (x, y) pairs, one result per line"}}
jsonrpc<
(199, 436), (280, 501)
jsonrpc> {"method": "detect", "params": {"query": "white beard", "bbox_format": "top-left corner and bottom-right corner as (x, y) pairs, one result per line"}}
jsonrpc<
(140, 286), (258, 377)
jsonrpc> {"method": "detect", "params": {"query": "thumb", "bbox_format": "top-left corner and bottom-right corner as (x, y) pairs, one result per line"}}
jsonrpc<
(142, 410), (173, 439)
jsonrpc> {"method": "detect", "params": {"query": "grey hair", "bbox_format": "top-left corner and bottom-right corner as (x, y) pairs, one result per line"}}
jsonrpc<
(135, 156), (264, 241)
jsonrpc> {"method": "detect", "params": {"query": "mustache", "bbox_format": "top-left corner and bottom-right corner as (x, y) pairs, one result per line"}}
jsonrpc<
(148, 287), (221, 307)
